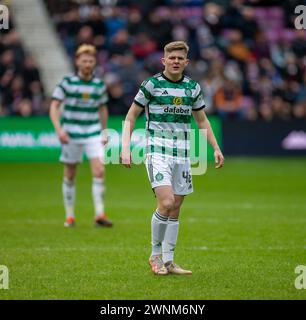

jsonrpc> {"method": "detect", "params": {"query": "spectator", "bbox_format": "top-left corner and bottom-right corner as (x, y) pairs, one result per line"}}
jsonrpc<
(107, 81), (130, 115)
(291, 29), (306, 59)
(214, 77), (243, 120)
(108, 29), (131, 57)
(15, 99), (33, 117)
(76, 25), (95, 46)
(127, 8), (143, 36)
(7, 76), (28, 115)
(253, 32), (271, 60)
(271, 95), (291, 121)
(199, 71), (219, 114)
(131, 32), (157, 60)
(295, 73), (306, 115)
(22, 56), (41, 84)
(225, 30), (252, 63)
(3, 0), (304, 121)
(116, 52), (141, 92)
(144, 9), (173, 50)
(258, 101), (274, 121)
(0, 17), (45, 117)
(104, 6), (126, 41)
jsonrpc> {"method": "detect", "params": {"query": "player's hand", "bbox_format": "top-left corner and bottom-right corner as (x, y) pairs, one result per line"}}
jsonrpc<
(120, 150), (132, 168)
(214, 148), (224, 169)
(101, 134), (109, 146)
(57, 128), (69, 144)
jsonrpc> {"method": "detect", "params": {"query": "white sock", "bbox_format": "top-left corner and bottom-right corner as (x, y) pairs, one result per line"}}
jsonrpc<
(92, 177), (105, 218)
(62, 178), (75, 219)
(151, 211), (168, 256)
(163, 217), (179, 264)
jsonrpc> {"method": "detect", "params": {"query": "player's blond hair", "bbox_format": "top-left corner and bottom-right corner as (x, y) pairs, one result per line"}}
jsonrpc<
(164, 41), (189, 55)
(75, 44), (97, 57)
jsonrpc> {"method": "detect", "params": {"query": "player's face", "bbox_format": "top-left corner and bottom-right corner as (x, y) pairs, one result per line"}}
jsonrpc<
(162, 50), (189, 77)
(76, 53), (96, 76)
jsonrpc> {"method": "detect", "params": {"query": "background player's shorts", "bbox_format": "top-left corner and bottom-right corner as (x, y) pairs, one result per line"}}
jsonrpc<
(60, 139), (104, 164)
(145, 154), (193, 195)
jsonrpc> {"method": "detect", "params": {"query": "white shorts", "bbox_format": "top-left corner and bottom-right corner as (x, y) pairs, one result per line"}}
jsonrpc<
(60, 140), (104, 164)
(145, 154), (193, 195)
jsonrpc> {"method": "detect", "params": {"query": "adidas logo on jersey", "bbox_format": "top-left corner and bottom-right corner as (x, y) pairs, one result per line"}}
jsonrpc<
(162, 90), (168, 95)
(164, 106), (190, 115)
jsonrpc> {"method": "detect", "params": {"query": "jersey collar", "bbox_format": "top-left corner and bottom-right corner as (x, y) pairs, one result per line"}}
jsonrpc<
(161, 72), (184, 83)
(76, 72), (95, 82)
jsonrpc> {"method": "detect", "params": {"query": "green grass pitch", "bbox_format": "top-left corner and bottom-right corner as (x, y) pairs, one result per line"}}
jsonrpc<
(0, 157), (306, 299)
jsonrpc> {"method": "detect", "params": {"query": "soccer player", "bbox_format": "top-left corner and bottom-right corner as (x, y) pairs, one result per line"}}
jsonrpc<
(49, 44), (113, 228)
(121, 41), (224, 275)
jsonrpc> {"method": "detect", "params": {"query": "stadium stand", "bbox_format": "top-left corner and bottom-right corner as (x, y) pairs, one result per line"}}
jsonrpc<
(42, 0), (306, 119)
(1, 0), (306, 120)
(0, 9), (46, 116)
(10, 0), (72, 97)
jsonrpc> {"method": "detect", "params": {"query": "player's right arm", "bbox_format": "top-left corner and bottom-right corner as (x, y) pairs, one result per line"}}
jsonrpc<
(120, 102), (143, 168)
(49, 99), (69, 144)
(49, 78), (70, 144)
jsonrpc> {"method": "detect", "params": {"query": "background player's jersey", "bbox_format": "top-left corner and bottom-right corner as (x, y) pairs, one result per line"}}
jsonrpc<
(52, 75), (108, 143)
(134, 72), (205, 161)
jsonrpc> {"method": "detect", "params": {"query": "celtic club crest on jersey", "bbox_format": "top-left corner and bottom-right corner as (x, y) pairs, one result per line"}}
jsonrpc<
(185, 88), (192, 97)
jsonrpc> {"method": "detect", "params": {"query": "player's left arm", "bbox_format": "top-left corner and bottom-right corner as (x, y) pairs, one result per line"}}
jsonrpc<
(192, 109), (224, 169)
(99, 105), (109, 145)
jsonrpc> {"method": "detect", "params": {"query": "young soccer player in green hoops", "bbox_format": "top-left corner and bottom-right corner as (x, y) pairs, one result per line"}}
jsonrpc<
(121, 41), (224, 275)
(50, 44), (113, 228)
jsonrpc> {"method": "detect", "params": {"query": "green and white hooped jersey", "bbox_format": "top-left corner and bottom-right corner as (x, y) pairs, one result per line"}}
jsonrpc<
(134, 73), (205, 160)
(52, 75), (108, 143)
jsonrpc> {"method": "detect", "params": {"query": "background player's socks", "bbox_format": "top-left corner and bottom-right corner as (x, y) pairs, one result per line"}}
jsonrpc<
(151, 211), (168, 256)
(163, 217), (179, 263)
(92, 177), (105, 217)
(62, 178), (75, 219)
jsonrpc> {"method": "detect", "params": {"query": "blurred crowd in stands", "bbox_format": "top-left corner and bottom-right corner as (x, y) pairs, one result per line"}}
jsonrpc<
(0, 16), (46, 116)
(1, 0), (306, 121)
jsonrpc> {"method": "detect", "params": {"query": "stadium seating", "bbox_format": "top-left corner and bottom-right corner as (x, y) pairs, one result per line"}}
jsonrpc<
(1, 0), (305, 120)
(0, 16), (46, 116)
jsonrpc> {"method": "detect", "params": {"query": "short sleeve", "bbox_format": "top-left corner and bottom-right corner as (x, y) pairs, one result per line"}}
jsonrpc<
(134, 79), (154, 108)
(192, 83), (205, 111)
(52, 79), (66, 101)
(98, 85), (108, 106)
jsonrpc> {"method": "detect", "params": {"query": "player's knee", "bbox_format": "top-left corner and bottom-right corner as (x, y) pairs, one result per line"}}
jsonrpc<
(92, 166), (104, 178)
(64, 168), (76, 182)
(65, 174), (75, 183)
(160, 197), (175, 212)
(169, 208), (180, 218)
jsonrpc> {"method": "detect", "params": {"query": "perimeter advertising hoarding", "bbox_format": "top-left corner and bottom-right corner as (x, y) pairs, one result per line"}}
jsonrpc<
(0, 116), (221, 162)
(222, 119), (306, 156)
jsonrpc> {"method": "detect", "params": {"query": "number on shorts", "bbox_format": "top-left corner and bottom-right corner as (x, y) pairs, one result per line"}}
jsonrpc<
(182, 171), (191, 183)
